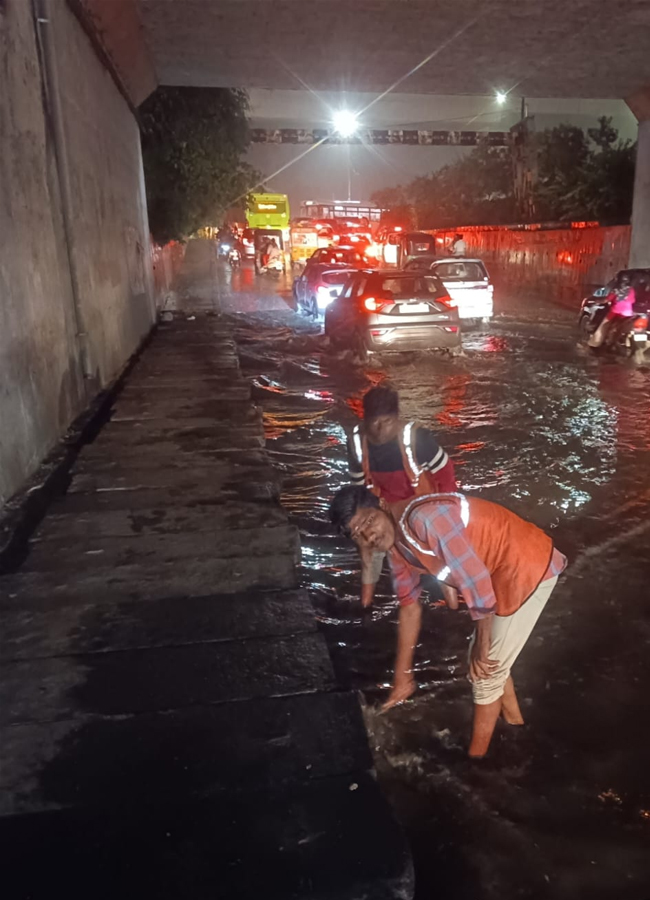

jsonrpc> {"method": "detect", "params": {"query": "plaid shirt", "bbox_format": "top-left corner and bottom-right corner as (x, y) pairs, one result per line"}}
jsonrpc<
(388, 500), (566, 620)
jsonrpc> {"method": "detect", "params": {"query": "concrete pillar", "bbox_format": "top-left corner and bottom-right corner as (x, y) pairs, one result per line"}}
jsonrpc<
(627, 89), (650, 267)
(629, 119), (650, 267)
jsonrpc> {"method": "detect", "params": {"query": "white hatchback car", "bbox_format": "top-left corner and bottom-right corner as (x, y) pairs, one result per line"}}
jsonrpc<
(427, 258), (494, 323)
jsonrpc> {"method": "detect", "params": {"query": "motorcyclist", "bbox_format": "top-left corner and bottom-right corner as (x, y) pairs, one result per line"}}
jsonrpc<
(589, 273), (636, 348)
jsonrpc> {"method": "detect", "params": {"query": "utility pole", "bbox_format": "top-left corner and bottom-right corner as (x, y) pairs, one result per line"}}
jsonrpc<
(346, 144), (352, 201)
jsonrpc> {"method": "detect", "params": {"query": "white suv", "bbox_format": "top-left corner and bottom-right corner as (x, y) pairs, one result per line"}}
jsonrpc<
(414, 257), (494, 323)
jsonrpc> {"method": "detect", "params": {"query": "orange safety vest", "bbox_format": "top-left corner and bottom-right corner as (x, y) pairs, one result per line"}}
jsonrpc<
(397, 493), (554, 617)
(352, 421), (448, 519)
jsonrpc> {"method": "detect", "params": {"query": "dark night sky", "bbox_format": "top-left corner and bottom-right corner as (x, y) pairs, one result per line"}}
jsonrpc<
(245, 90), (637, 212)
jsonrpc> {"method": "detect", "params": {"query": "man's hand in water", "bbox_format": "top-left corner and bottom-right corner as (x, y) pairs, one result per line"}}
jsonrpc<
(361, 583), (375, 608)
(381, 673), (416, 711)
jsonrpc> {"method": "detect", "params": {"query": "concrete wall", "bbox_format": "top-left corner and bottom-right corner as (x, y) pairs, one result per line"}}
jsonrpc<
(152, 241), (186, 309)
(0, 0), (154, 506)
(432, 225), (631, 304)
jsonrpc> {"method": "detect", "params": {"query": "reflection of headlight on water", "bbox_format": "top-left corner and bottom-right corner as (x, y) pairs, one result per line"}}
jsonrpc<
(551, 488), (593, 512)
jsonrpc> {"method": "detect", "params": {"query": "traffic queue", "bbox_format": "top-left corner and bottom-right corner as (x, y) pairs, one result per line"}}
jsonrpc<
(217, 192), (650, 362)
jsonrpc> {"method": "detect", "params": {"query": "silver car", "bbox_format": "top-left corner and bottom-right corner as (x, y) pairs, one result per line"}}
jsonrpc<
(324, 270), (461, 355)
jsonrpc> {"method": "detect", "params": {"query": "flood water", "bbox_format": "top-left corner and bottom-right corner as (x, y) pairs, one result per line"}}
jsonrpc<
(183, 245), (650, 899)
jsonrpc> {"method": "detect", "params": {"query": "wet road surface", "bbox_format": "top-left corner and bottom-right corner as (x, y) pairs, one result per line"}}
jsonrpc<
(182, 242), (650, 899)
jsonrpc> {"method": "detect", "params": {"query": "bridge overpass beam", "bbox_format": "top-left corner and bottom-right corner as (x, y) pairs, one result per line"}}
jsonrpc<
(627, 90), (650, 268)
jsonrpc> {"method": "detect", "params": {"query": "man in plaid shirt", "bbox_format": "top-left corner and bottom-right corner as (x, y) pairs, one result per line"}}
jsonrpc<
(330, 485), (566, 758)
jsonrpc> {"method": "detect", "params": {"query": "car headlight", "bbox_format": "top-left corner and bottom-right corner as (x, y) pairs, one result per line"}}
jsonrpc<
(317, 285), (335, 308)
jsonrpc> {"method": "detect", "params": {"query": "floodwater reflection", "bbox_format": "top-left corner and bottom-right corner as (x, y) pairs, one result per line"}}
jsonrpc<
(232, 303), (650, 899)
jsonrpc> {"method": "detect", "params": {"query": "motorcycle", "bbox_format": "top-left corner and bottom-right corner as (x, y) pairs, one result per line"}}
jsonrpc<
(228, 246), (241, 268)
(579, 296), (650, 359)
(217, 231), (237, 257)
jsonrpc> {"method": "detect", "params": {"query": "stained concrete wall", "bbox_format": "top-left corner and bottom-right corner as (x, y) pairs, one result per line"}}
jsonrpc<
(0, 0), (154, 506)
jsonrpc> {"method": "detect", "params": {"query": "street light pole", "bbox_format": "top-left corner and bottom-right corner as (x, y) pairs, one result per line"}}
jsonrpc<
(347, 144), (352, 201)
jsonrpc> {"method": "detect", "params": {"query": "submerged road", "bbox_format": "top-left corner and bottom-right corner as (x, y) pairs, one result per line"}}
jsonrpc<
(175, 242), (650, 900)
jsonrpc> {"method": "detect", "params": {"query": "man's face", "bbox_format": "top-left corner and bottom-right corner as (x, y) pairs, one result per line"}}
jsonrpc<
(349, 506), (395, 553)
(366, 413), (399, 445)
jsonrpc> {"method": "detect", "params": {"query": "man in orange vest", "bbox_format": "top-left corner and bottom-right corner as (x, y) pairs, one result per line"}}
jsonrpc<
(347, 386), (457, 607)
(329, 484), (566, 758)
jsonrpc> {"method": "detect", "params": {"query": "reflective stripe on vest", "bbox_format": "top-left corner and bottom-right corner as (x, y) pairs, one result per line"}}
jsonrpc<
(402, 422), (420, 487)
(352, 425), (363, 464)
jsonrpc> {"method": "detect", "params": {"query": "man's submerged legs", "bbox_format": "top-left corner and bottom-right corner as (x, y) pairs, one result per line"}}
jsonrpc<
(468, 677), (524, 757)
(468, 576), (558, 757)
(501, 675), (525, 725)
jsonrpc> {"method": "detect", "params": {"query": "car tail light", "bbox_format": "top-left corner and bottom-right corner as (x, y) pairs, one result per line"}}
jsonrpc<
(438, 295), (456, 308)
(364, 297), (379, 311)
(243, 238), (252, 246)
(443, 326), (459, 333)
(635, 315), (649, 329)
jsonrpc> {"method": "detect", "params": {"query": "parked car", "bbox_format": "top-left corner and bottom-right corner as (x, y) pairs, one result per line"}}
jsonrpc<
(405, 256), (493, 323)
(324, 270), (461, 356)
(293, 247), (366, 314)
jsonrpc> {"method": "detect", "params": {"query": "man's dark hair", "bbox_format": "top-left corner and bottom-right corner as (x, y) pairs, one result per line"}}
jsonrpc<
(362, 385), (399, 419)
(329, 485), (380, 535)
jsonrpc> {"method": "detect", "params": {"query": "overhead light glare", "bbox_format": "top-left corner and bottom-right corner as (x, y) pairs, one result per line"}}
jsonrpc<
(332, 110), (359, 138)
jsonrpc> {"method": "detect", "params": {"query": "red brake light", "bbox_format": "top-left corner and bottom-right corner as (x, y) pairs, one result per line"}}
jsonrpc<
(439, 295), (455, 307)
(636, 315), (649, 329)
(364, 297), (379, 311)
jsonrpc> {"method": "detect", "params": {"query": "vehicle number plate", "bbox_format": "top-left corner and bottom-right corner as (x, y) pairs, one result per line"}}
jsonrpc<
(633, 332), (647, 341)
(400, 303), (429, 314)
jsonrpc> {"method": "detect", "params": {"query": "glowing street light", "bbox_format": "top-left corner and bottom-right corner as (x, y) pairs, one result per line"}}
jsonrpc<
(332, 109), (359, 138)
(495, 91), (508, 105)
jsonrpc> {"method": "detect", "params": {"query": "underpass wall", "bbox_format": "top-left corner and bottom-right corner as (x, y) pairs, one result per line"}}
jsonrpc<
(152, 241), (186, 310)
(0, 0), (154, 507)
(432, 225), (631, 305)
(48, 0), (155, 388)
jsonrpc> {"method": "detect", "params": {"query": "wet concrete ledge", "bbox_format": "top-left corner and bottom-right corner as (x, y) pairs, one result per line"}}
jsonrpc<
(0, 314), (413, 899)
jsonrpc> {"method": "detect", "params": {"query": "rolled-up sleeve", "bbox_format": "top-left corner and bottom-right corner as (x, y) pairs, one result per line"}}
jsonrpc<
(409, 505), (497, 620)
(388, 548), (423, 607)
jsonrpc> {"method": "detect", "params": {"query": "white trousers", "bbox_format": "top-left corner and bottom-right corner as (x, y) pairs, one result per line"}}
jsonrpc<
(470, 576), (558, 705)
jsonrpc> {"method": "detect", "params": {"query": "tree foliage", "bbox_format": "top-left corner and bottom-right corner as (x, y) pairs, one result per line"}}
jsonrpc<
(372, 144), (515, 230)
(371, 186), (415, 229)
(533, 117), (635, 222)
(140, 87), (259, 244)
(372, 117), (635, 229)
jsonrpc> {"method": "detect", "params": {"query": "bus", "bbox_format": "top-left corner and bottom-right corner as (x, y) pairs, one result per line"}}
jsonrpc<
(246, 193), (290, 230)
(300, 199), (382, 224)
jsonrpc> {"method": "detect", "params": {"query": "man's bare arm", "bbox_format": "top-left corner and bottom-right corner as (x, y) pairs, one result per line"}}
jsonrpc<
(382, 602), (422, 711)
